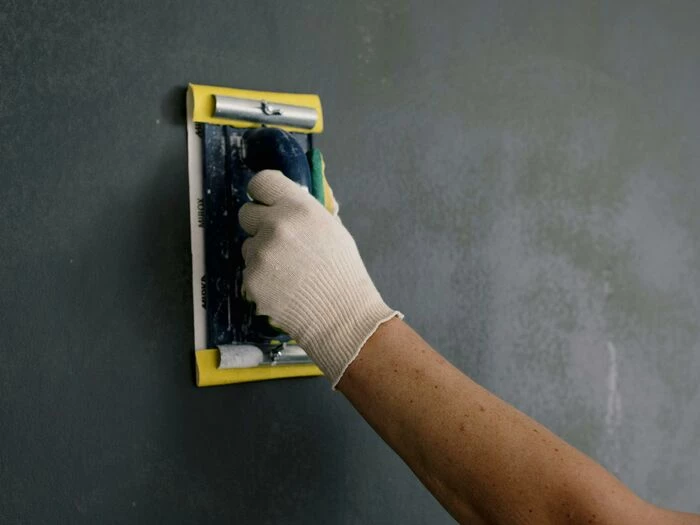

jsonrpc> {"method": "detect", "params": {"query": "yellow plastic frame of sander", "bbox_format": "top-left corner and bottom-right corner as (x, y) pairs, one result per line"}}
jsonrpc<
(186, 84), (324, 386)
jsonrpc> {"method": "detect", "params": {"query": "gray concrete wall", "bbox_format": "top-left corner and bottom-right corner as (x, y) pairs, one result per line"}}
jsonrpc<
(1, 1), (698, 522)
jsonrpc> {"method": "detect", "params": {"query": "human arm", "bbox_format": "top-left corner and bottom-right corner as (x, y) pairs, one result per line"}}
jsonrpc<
(239, 170), (700, 525)
(338, 317), (698, 525)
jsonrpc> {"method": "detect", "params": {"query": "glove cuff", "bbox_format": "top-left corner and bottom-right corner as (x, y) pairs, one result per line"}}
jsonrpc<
(280, 264), (402, 386)
(315, 301), (402, 389)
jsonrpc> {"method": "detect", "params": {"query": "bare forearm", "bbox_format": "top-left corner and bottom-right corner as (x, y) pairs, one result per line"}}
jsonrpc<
(338, 319), (689, 525)
(238, 171), (696, 523)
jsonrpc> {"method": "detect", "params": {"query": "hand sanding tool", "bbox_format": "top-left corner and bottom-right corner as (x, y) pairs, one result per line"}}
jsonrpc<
(186, 84), (333, 387)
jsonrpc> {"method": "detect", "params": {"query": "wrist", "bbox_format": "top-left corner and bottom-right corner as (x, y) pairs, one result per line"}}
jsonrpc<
(335, 316), (406, 392)
(288, 291), (401, 387)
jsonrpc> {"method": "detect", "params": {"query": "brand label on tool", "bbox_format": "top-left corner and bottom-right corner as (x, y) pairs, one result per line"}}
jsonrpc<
(197, 198), (205, 228)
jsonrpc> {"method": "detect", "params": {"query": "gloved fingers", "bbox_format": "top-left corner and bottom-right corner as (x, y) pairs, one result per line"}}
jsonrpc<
(241, 262), (267, 303)
(241, 237), (256, 262)
(238, 202), (267, 236)
(242, 264), (267, 304)
(247, 169), (305, 205)
(241, 266), (252, 300)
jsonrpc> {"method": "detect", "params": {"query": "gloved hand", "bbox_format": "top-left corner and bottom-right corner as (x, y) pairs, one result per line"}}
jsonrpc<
(239, 170), (401, 387)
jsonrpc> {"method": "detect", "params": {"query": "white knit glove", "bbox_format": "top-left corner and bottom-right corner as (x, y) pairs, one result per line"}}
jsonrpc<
(239, 170), (401, 387)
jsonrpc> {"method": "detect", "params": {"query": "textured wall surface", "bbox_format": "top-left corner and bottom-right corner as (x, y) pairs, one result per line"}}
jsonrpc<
(1, 1), (698, 523)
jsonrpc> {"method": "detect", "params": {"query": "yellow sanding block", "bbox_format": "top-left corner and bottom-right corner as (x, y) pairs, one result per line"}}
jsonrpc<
(186, 84), (325, 386)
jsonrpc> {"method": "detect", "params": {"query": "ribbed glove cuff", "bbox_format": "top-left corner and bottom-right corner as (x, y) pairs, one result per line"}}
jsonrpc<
(304, 300), (401, 388)
(278, 247), (402, 387)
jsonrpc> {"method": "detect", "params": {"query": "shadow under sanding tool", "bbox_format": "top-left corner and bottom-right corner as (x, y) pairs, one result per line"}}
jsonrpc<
(186, 84), (327, 386)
